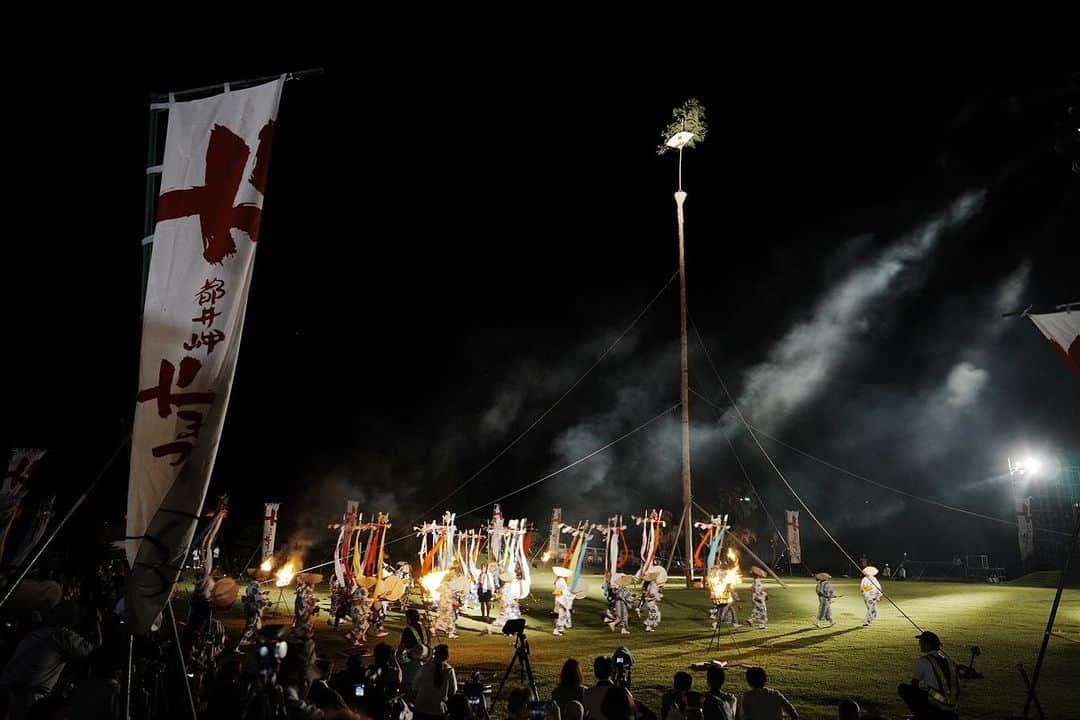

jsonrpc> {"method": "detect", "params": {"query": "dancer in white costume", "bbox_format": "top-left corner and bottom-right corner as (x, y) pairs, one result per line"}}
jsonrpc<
(552, 566), (574, 636)
(860, 565), (883, 626)
(607, 573), (632, 635)
(747, 566), (769, 629)
(433, 571), (461, 639)
(345, 582), (372, 646)
(641, 566), (666, 632)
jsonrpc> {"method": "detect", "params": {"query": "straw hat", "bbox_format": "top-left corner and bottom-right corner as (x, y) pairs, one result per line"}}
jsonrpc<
(552, 566), (573, 578)
(644, 566), (669, 585)
(499, 571), (517, 583)
(210, 577), (239, 608)
(751, 566), (767, 578)
(297, 572), (323, 585)
(814, 572), (832, 581)
(357, 575), (377, 590)
(863, 565), (879, 577)
(612, 573), (633, 587)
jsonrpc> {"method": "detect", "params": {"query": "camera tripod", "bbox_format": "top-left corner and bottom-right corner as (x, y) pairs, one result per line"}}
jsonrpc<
(494, 632), (539, 703)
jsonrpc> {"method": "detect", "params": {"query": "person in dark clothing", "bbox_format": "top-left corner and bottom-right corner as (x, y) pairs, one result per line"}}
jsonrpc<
(361, 642), (403, 720)
(65, 647), (122, 720)
(0, 601), (100, 720)
(660, 672), (692, 720)
(551, 658), (586, 713)
(307, 654), (348, 712)
(330, 654), (366, 710)
(581, 656), (614, 720)
(701, 667), (736, 720)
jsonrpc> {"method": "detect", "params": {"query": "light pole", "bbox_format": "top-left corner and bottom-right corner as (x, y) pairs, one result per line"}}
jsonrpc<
(660, 99), (707, 589)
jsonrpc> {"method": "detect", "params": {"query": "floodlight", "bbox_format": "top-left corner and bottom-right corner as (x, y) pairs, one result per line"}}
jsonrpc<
(665, 131), (695, 149)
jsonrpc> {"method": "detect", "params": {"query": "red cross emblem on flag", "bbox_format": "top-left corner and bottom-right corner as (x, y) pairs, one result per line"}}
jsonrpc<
(265, 508), (278, 525)
(156, 121), (275, 265)
(788, 515), (799, 532)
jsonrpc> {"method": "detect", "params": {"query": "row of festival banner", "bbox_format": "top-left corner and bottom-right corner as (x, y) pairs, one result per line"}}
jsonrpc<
(125, 79), (284, 634)
(0, 449), (53, 573)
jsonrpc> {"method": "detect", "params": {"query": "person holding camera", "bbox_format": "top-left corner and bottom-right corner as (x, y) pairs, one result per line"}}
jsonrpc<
(413, 644), (456, 720)
(361, 642), (404, 720)
(506, 688), (561, 720)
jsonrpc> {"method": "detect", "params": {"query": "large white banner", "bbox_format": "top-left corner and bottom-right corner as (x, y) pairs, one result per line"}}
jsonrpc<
(262, 502), (280, 562)
(1028, 311), (1080, 377)
(785, 510), (802, 565)
(126, 79), (284, 634)
(1016, 497), (1034, 562)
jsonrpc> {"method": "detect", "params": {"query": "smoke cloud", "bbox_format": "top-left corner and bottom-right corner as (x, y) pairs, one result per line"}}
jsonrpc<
(735, 190), (986, 430)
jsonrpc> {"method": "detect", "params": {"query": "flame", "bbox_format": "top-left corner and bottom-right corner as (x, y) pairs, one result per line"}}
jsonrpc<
(275, 562), (296, 587)
(260, 559), (273, 572)
(420, 570), (448, 602)
(708, 546), (743, 604)
(541, 551), (552, 562)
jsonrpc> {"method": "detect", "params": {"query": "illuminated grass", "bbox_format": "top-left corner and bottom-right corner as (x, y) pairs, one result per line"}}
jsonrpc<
(196, 572), (1079, 719)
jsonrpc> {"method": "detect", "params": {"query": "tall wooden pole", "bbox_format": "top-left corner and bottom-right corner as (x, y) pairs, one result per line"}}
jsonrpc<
(676, 160), (693, 588)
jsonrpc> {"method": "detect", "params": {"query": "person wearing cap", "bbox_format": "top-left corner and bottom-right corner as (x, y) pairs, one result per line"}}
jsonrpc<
(552, 566), (574, 636)
(748, 567), (769, 630)
(641, 568), (664, 632)
(608, 574), (632, 635)
(860, 566), (883, 627)
(813, 572), (836, 627)
(898, 630), (959, 718)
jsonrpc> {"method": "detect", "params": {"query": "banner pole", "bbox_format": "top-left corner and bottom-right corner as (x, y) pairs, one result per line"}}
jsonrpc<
(0, 432), (130, 610)
(1023, 504), (1080, 717)
(149, 68), (323, 103)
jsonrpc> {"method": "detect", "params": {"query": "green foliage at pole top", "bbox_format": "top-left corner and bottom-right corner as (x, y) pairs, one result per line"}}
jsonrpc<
(658, 98), (708, 155)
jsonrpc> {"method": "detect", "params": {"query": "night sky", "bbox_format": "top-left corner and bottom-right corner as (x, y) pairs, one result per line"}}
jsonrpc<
(6, 48), (1078, 574)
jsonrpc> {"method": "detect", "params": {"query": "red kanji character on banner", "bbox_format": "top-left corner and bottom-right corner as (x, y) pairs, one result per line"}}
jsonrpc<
(136, 356), (215, 419)
(156, 121), (276, 265)
(192, 306), (221, 327)
(176, 410), (205, 440)
(151, 441), (193, 466)
(196, 279), (226, 306)
(183, 330), (225, 354)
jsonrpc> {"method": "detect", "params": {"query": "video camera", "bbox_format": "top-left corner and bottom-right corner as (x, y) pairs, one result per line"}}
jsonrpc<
(502, 618), (527, 637)
(253, 625), (289, 684)
(463, 671), (493, 720)
(611, 646), (634, 688)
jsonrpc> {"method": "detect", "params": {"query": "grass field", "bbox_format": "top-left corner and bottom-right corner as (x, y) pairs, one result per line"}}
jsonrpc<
(195, 571), (1080, 719)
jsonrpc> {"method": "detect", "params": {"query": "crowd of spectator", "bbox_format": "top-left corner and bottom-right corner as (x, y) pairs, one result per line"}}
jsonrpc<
(0, 561), (958, 720)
